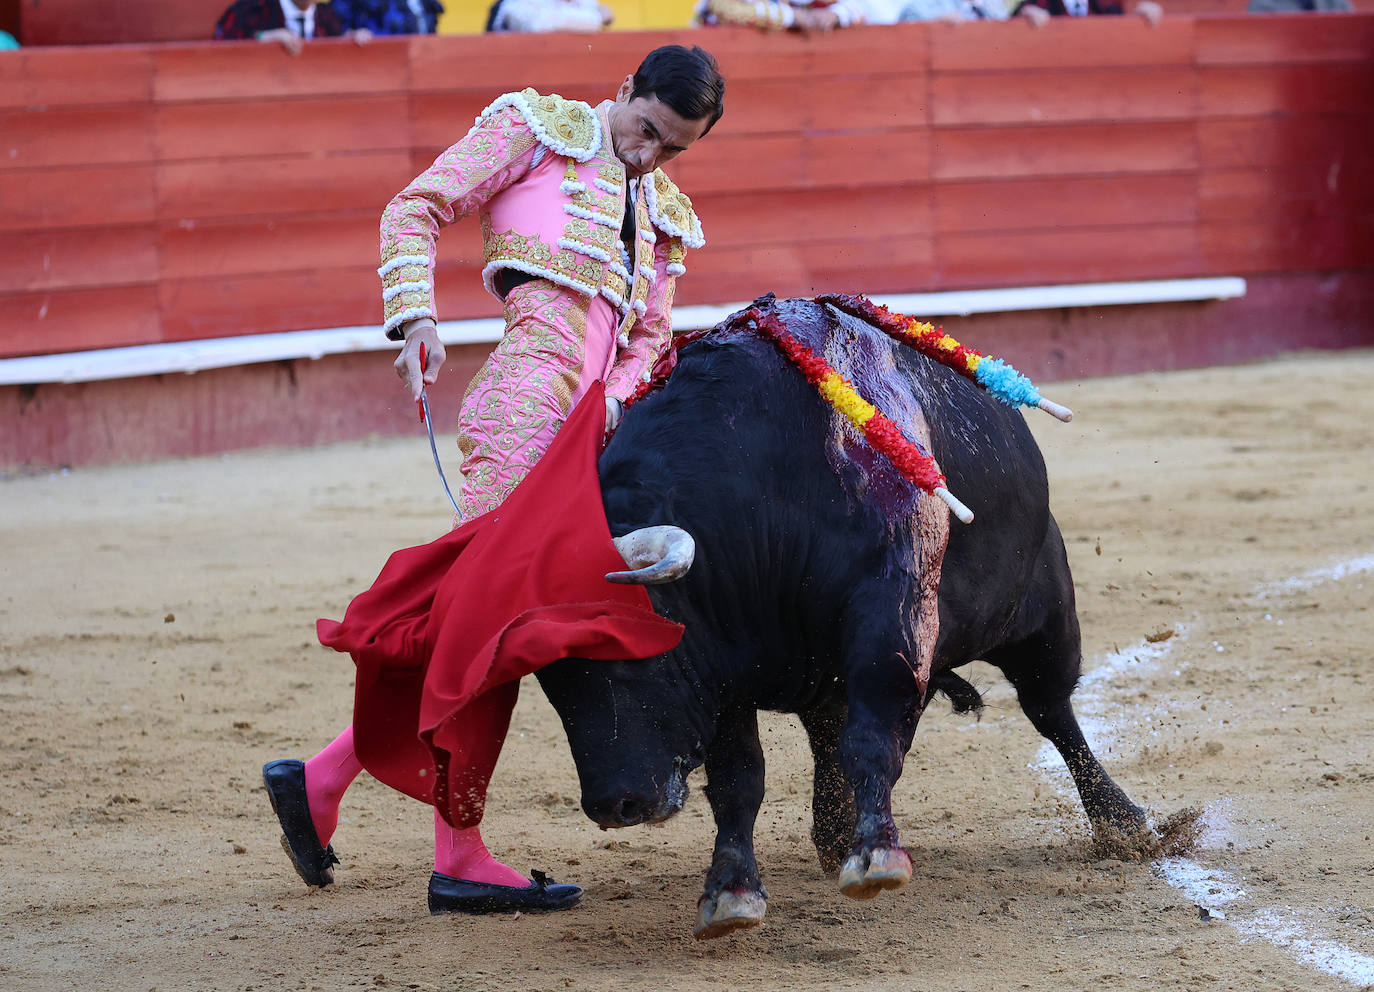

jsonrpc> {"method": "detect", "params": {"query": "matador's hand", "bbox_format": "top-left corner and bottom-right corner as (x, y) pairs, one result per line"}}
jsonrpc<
(605, 396), (624, 434)
(395, 319), (445, 402)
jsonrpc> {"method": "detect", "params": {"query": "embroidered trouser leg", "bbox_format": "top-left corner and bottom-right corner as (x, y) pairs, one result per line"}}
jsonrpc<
(453, 281), (599, 522)
(438, 280), (617, 827)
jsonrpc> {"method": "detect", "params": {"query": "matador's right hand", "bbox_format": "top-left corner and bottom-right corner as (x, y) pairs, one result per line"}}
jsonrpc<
(395, 319), (445, 403)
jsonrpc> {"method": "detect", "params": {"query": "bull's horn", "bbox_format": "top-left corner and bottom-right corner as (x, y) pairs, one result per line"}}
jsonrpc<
(606, 525), (696, 585)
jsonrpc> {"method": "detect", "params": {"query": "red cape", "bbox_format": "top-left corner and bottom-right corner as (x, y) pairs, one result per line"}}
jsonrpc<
(317, 382), (685, 823)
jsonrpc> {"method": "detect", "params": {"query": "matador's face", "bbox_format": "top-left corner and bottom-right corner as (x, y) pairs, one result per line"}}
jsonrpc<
(606, 75), (710, 180)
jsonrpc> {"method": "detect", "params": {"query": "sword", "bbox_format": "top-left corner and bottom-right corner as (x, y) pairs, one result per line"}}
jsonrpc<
(414, 342), (461, 516)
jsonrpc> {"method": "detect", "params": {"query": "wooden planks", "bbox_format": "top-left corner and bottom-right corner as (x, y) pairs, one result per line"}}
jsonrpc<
(695, 187), (933, 250)
(158, 265), (382, 342)
(156, 151), (411, 221)
(938, 225), (1202, 288)
(682, 235), (939, 303)
(1195, 13), (1374, 66)
(670, 129), (934, 195)
(154, 94), (413, 160)
(707, 74), (931, 137)
(930, 67), (1197, 126)
(151, 38), (412, 103)
(159, 213), (383, 281)
(933, 122), (1198, 180)
(2, 16), (1372, 360)
(929, 18), (1194, 72)
(1200, 166), (1374, 225)
(933, 174), (1197, 233)
(0, 48), (154, 107)
(0, 165), (158, 232)
(4, 285), (161, 358)
(1198, 115), (1374, 170)
(1199, 63), (1374, 117)
(0, 226), (160, 294)
(0, 105), (157, 170)
(19, 0), (223, 46)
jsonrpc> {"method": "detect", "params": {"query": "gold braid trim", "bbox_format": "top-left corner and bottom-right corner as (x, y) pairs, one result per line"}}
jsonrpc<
(479, 88), (602, 162)
(646, 169), (705, 249)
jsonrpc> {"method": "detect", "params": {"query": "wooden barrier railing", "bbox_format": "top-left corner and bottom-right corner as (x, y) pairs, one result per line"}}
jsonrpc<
(12, 0), (1359, 46)
(2, 17), (1372, 362)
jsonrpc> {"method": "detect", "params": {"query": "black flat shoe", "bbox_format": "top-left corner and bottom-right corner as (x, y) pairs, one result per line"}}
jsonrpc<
(427, 869), (582, 915)
(262, 759), (340, 888)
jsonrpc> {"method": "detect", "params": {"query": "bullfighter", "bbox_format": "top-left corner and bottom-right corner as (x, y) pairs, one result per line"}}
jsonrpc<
(262, 44), (725, 915)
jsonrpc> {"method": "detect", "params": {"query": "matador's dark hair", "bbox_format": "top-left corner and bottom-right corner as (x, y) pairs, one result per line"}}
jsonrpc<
(630, 45), (726, 137)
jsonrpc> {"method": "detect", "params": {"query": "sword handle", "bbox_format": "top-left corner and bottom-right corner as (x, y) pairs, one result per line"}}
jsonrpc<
(416, 342), (427, 423)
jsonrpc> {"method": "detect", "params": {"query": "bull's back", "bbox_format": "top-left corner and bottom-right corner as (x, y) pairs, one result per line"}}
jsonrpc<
(602, 297), (1059, 672)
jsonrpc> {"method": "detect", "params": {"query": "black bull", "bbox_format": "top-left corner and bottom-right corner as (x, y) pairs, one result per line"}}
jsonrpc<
(536, 295), (1149, 938)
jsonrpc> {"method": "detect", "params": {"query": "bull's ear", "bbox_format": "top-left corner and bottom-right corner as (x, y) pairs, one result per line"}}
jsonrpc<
(606, 525), (695, 585)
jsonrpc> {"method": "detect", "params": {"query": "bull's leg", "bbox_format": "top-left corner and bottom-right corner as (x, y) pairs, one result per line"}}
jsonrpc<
(798, 700), (855, 876)
(835, 613), (925, 901)
(990, 628), (1148, 840)
(986, 531), (1149, 840)
(695, 705), (768, 940)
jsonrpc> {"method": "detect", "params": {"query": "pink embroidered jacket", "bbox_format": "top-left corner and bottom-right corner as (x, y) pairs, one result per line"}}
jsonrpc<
(378, 88), (705, 402)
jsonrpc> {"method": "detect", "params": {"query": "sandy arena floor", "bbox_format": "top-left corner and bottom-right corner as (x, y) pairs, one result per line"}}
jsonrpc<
(2, 349), (1372, 992)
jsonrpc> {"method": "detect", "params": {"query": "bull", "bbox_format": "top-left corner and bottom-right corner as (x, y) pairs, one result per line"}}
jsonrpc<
(536, 294), (1150, 939)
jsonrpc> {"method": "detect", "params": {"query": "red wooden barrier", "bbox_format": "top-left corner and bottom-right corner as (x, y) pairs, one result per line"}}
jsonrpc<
(2, 18), (1373, 466)
(2, 17), (1372, 469)
(2, 19), (1371, 361)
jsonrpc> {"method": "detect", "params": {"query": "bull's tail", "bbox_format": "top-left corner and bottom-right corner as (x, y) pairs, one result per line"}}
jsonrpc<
(929, 669), (984, 718)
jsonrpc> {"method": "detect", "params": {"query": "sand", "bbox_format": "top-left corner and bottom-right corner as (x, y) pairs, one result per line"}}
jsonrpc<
(2, 349), (1372, 992)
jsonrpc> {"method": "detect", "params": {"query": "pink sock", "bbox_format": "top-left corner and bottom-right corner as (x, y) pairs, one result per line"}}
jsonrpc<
(303, 725), (364, 847)
(433, 812), (529, 887)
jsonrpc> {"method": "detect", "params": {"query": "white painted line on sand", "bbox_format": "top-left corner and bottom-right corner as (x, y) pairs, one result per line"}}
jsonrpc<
(1252, 554), (1374, 600)
(1032, 625), (1187, 780)
(1234, 910), (1374, 987)
(1033, 552), (1374, 987)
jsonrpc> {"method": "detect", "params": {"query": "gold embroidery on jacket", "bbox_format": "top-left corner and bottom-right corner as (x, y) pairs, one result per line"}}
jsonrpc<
(482, 217), (604, 291)
(648, 170), (703, 247)
(518, 89), (600, 156)
(381, 236), (430, 266)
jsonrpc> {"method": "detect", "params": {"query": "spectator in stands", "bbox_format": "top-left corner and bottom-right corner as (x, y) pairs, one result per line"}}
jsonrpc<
(333, 0), (445, 34)
(485, 0), (615, 31)
(214, 0), (373, 55)
(694, 0), (903, 30)
(898, 0), (1008, 21)
(1012, 0), (1163, 26)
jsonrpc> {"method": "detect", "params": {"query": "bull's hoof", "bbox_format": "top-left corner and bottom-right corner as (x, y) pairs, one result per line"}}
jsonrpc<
(694, 888), (767, 940)
(838, 846), (911, 901)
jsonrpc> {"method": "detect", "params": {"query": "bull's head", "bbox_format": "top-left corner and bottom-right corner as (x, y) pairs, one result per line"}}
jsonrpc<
(537, 654), (709, 829)
(537, 523), (711, 829)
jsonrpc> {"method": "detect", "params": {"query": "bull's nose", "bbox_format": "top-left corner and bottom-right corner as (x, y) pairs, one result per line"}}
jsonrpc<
(586, 794), (653, 828)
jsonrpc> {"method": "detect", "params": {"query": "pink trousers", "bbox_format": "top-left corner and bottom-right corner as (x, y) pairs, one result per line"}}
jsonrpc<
(452, 279), (620, 522)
